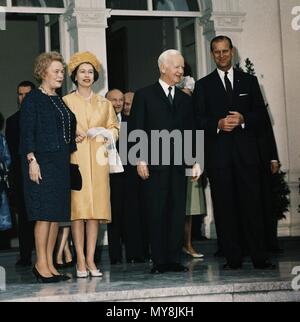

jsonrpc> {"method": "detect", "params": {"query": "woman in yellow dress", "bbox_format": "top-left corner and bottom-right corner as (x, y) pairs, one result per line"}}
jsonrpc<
(63, 52), (119, 278)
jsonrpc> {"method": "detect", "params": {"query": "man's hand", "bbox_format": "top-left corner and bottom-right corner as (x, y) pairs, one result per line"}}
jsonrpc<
(137, 161), (150, 181)
(228, 111), (244, 126)
(218, 112), (245, 132)
(271, 161), (280, 174)
(191, 163), (202, 182)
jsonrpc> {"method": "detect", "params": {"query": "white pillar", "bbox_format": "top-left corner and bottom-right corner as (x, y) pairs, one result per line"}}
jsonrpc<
(278, 0), (300, 236)
(199, 0), (246, 73)
(64, 0), (110, 96)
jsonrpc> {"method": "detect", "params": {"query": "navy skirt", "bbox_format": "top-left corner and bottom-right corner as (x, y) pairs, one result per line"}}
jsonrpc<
(22, 145), (71, 222)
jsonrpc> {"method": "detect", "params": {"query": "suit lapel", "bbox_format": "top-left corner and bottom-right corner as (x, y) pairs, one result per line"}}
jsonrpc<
(212, 69), (228, 101)
(233, 69), (241, 106)
(173, 87), (184, 111)
(155, 82), (174, 110)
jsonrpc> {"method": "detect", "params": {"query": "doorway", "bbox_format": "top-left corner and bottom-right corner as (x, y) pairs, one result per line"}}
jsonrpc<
(106, 15), (199, 92)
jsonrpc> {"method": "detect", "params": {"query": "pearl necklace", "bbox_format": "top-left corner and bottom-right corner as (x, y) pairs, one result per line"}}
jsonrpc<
(39, 86), (71, 144)
(76, 90), (94, 102)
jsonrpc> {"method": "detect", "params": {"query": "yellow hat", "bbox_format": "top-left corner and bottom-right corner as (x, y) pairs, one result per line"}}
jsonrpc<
(68, 51), (101, 76)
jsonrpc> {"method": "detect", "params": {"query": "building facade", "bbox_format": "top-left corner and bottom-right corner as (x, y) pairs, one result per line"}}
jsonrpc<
(0, 0), (299, 238)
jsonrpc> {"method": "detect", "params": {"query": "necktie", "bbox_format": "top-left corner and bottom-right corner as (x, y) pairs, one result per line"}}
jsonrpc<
(168, 86), (173, 106)
(224, 71), (233, 107)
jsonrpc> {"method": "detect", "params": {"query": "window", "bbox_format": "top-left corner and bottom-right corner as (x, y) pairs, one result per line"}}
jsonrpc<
(12, 0), (64, 7)
(178, 19), (197, 78)
(106, 0), (148, 10)
(0, 0), (6, 5)
(153, 0), (199, 11)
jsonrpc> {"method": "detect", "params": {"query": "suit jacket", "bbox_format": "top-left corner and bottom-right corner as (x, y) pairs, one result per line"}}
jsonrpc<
(257, 112), (279, 168)
(129, 82), (195, 172)
(20, 89), (77, 156)
(193, 69), (269, 169)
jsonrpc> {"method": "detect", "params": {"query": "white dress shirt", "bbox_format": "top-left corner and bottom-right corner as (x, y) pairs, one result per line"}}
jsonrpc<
(117, 113), (122, 123)
(159, 79), (175, 99)
(217, 67), (234, 90)
(216, 67), (245, 132)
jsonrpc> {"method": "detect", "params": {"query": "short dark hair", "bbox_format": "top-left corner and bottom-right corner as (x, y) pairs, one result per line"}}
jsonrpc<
(210, 35), (234, 52)
(17, 81), (36, 91)
(0, 112), (5, 132)
(184, 62), (193, 77)
(70, 65), (99, 86)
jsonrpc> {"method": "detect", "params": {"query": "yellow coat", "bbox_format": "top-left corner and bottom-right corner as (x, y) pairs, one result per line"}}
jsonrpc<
(63, 92), (119, 223)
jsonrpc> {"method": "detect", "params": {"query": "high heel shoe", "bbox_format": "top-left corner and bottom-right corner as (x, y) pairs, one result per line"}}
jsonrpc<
(76, 266), (89, 278)
(65, 260), (74, 268)
(54, 274), (71, 281)
(86, 266), (103, 277)
(32, 266), (60, 283)
(183, 248), (204, 259)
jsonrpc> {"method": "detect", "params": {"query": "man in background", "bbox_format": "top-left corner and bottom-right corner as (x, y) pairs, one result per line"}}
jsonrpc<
(124, 92), (135, 117)
(5, 81), (35, 266)
(106, 89), (145, 264)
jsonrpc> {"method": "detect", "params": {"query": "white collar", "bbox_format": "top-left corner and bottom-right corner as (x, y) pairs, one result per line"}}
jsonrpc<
(159, 79), (175, 97)
(217, 66), (234, 78)
(117, 113), (122, 122)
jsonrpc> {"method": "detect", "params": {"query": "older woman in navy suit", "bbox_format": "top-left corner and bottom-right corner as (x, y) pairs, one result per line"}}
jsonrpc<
(20, 52), (77, 283)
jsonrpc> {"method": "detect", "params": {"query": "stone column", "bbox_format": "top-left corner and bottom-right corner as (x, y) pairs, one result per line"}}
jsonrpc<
(198, 0), (246, 74)
(278, 0), (300, 236)
(63, 0), (110, 95)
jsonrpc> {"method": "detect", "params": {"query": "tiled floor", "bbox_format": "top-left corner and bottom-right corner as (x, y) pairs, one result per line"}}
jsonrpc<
(0, 238), (299, 302)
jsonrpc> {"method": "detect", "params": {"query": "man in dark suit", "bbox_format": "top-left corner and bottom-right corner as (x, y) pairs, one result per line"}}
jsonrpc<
(130, 50), (201, 274)
(5, 81), (35, 266)
(106, 89), (145, 265)
(193, 36), (275, 270)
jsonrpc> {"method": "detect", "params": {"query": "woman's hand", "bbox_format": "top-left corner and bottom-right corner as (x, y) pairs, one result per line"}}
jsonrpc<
(29, 160), (42, 184)
(191, 163), (202, 182)
(76, 130), (86, 144)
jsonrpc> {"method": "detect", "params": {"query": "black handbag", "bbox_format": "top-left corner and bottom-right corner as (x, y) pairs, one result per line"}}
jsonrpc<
(70, 164), (82, 191)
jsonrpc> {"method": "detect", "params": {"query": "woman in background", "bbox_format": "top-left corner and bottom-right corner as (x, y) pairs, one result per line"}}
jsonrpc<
(177, 62), (206, 258)
(0, 113), (12, 233)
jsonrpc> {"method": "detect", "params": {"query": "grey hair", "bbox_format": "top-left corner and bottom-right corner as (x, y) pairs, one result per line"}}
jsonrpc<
(158, 49), (182, 70)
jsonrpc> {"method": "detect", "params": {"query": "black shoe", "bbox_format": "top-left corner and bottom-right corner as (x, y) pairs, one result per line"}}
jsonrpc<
(214, 250), (225, 258)
(65, 260), (75, 268)
(110, 260), (122, 265)
(150, 265), (166, 274)
(55, 274), (71, 281)
(32, 267), (61, 283)
(54, 262), (66, 269)
(127, 258), (146, 264)
(254, 261), (276, 270)
(223, 263), (243, 270)
(269, 247), (284, 254)
(16, 259), (32, 267)
(167, 263), (189, 272)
